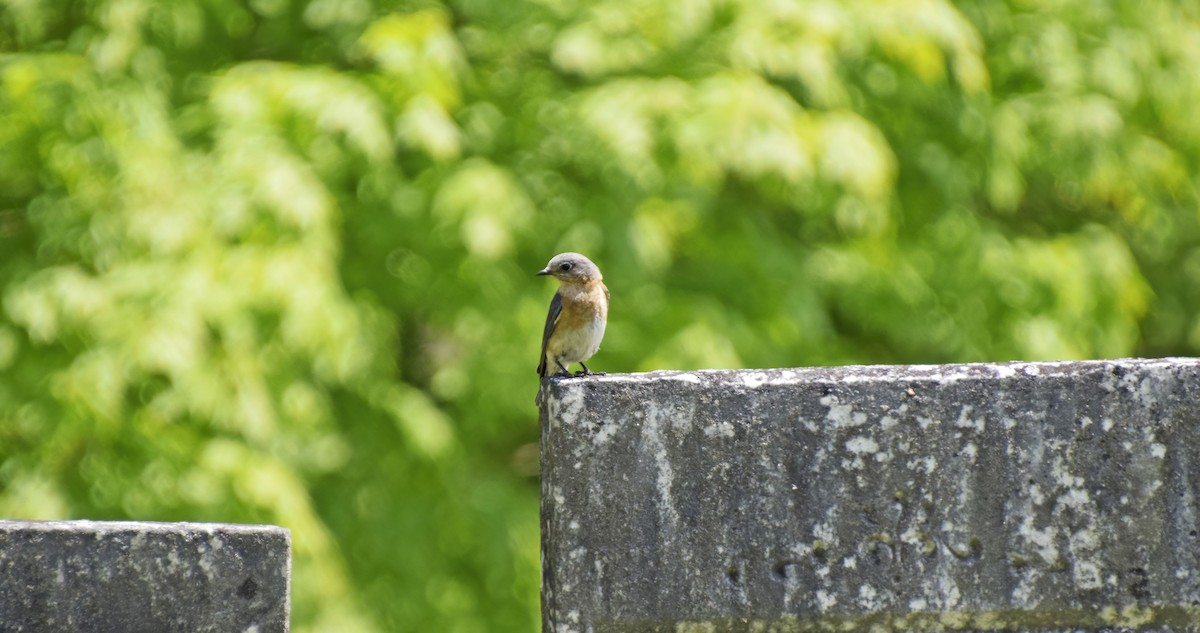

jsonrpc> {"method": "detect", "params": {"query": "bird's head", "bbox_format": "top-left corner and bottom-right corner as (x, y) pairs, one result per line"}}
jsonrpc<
(536, 252), (602, 284)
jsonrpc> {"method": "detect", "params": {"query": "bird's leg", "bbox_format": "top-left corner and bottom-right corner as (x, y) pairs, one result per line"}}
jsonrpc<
(554, 359), (572, 377)
(575, 362), (606, 376)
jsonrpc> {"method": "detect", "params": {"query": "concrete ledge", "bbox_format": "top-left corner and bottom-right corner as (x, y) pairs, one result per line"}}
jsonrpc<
(0, 520), (290, 632)
(539, 358), (1200, 632)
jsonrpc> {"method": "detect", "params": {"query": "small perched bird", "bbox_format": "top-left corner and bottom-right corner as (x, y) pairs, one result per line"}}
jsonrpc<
(536, 252), (609, 378)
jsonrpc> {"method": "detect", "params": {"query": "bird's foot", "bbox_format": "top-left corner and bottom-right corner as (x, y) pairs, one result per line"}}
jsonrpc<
(575, 362), (606, 377)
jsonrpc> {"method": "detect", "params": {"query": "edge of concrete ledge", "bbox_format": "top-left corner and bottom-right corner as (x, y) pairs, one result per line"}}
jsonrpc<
(0, 518), (291, 535)
(541, 357), (1199, 391)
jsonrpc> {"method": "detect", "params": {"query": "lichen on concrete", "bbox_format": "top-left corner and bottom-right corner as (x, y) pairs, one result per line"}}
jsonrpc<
(540, 358), (1200, 632)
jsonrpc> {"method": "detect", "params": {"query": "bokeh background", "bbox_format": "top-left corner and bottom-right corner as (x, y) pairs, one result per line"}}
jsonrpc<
(2, 0), (1199, 630)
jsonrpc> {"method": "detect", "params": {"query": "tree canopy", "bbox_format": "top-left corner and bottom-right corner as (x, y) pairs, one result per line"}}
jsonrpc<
(2, 0), (1199, 630)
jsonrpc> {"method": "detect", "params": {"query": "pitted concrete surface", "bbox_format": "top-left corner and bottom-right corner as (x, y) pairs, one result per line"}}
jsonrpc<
(0, 520), (290, 632)
(539, 359), (1200, 632)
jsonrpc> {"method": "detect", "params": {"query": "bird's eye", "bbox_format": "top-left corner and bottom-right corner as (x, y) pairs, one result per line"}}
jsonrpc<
(559, 262), (573, 272)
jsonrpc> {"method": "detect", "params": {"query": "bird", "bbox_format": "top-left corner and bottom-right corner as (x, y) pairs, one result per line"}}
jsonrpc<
(536, 252), (609, 379)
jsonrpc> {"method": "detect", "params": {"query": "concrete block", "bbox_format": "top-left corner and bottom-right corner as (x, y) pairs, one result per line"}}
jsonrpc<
(539, 358), (1200, 632)
(0, 520), (290, 632)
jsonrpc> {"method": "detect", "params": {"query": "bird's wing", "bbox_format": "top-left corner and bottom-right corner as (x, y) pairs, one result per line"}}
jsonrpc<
(537, 290), (564, 376)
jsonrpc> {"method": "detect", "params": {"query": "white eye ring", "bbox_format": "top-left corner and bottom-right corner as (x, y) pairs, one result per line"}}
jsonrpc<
(559, 262), (573, 271)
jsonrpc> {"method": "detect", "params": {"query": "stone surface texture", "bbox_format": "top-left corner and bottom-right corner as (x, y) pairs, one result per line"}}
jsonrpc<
(539, 358), (1200, 632)
(0, 520), (290, 632)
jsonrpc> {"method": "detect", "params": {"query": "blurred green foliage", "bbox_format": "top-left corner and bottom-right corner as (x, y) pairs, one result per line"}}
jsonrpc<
(2, 0), (1199, 630)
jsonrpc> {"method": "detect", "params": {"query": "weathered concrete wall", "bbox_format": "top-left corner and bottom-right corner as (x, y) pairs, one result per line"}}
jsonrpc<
(0, 520), (290, 632)
(539, 358), (1200, 632)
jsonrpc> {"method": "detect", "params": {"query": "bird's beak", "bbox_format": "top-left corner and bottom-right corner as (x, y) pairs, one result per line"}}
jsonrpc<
(536, 268), (551, 276)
